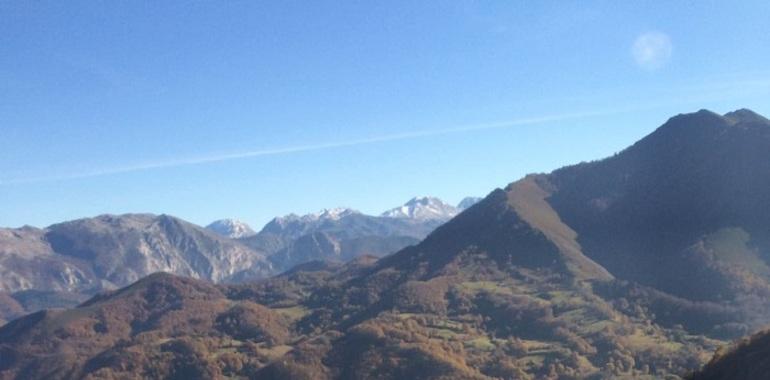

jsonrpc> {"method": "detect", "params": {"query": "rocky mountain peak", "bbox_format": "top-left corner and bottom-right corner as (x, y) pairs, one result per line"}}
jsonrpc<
(381, 196), (459, 220)
(205, 219), (257, 239)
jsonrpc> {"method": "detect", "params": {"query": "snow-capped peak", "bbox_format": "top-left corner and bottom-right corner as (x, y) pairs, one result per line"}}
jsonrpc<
(273, 208), (361, 224)
(205, 219), (257, 239)
(381, 196), (460, 221)
(314, 207), (359, 220)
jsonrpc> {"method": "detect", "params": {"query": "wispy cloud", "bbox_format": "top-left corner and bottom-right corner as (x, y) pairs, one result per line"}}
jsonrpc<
(0, 109), (627, 186)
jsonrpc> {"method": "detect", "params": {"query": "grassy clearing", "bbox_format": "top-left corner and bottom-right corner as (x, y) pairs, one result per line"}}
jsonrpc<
(466, 336), (495, 351)
(258, 344), (293, 359)
(432, 329), (458, 340)
(272, 305), (309, 320)
(457, 281), (513, 295)
(621, 328), (683, 352)
(582, 320), (614, 334)
(705, 228), (770, 276)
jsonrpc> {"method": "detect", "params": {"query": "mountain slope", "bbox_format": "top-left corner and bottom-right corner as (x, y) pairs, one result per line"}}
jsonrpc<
(373, 187), (611, 281)
(688, 328), (770, 380)
(255, 175), (717, 378)
(0, 262), (376, 380)
(0, 273), (235, 379)
(545, 109), (770, 311)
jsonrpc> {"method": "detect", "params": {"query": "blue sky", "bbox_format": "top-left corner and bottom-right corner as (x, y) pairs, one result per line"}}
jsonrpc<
(2, 1), (770, 229)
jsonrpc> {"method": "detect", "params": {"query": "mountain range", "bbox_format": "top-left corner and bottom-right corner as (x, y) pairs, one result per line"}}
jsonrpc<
(0, 197), (475, 323)
(206, 196), (478, 242)
(240, 197), (477, 272)
(1, 109), (770, 379)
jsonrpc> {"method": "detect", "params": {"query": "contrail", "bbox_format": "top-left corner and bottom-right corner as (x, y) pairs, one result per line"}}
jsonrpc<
(2, 83), (768, 187)
(0, 109), (625, 186)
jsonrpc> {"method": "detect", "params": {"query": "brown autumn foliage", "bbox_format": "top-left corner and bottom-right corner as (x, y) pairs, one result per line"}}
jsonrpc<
(215, 301), (290, 344)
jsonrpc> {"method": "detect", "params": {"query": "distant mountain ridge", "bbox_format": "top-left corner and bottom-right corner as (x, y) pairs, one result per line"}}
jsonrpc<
(242, 197), (477, 272)
(0, 197), (477, 321)
(211, 196), (478, 240)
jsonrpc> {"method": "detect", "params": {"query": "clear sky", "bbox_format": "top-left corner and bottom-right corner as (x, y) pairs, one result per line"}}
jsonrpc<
(2, 1), (770, 229)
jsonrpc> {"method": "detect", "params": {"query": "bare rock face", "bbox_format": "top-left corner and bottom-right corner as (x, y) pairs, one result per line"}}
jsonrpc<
(0, 226), (94, 293)
(45, 214), (272, 285)
(0, 214), (273, 321)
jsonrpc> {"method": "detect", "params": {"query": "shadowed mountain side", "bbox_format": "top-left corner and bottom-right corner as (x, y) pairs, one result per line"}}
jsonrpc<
(506, 176), (613, 281)
(545, 110), (770, 302)
(688, 328), (770, 380)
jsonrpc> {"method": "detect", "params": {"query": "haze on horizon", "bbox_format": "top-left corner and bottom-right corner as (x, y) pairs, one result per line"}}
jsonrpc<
(2, 2), (770, 229)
